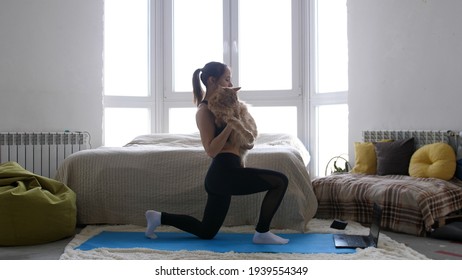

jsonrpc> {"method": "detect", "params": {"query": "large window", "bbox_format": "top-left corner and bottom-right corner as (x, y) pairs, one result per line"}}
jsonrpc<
(103, 0), (348, 177)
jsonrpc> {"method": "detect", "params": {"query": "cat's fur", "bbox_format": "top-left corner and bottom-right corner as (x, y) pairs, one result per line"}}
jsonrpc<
(207, 87), (258, 165)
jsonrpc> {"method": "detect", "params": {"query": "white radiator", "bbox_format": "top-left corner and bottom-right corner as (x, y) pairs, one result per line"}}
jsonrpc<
(0, 132), (91, 178)
(362, 130), (457, 149)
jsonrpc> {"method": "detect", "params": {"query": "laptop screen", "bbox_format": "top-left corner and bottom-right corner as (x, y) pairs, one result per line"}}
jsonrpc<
(370, 203), (383, 243)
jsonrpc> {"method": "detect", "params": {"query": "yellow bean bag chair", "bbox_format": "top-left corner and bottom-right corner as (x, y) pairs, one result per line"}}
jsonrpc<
(0, 161), (76, 246)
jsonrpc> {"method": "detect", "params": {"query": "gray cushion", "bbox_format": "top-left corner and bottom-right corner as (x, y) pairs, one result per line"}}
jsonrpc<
(375, 137), (415, 175)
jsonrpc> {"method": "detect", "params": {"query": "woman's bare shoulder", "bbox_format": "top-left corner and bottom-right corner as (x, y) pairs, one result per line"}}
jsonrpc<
(196, 103), (213, 118)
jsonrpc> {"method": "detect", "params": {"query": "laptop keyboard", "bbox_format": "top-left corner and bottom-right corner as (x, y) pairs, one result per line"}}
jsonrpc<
(347, 235), (368, 247)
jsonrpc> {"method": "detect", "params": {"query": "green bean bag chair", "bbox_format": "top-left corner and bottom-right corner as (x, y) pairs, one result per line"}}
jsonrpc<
(0, 161), (76, 246)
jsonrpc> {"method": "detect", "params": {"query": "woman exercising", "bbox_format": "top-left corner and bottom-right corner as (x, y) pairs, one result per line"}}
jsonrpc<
(145, 61), (289, 244)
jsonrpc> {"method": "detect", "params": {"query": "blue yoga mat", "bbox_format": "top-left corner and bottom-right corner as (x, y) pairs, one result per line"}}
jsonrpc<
(76, 231), (355, 254)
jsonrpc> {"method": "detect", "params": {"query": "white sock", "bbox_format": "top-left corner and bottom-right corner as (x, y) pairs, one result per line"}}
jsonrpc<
(145, 210), (161, 239)
(252, 231), (289, 245)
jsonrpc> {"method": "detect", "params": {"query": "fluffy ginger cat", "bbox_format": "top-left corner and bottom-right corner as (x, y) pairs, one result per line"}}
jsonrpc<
(207, 87), (258, 165)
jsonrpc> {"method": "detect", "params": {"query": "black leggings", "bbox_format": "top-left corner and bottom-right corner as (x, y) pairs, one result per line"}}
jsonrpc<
(161, 153), (288, 239)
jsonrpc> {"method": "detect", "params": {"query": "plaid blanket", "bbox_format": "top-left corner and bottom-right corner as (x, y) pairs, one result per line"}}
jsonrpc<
(312, 173), (462, 236)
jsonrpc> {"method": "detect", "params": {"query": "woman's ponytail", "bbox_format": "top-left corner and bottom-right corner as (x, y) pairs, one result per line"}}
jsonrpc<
(192, 68), (204, 106)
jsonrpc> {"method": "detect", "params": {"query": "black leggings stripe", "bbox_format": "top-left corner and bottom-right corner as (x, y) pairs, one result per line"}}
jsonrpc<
(161, 153), (288, 239)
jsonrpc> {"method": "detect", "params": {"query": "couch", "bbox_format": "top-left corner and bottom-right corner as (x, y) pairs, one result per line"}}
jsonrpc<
(312, 130), (462, 236)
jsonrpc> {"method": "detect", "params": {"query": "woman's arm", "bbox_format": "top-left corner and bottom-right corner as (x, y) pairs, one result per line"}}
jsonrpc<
(196, 106), (233, 158)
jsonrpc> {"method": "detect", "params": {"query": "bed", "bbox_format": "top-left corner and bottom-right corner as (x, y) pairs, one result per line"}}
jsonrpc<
(312, 130), (462, 236)
(55, 133), (318, 232)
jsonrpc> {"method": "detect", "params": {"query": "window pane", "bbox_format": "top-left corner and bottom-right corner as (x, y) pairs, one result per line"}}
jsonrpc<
(316, 104), (348, 176)
(316, 0), (348, 93)
(169, 108), (198, 133)
(173, 0), (223, 92)
(104, 0), (149, 96)
(104, 108), (150, 146)
(248, 106), (297, 136)
(239, 0), (292, 90)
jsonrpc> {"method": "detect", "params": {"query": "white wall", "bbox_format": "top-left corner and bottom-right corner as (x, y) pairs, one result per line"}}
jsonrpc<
(0, 0), (103, 147)
(348, 0), (462, 160)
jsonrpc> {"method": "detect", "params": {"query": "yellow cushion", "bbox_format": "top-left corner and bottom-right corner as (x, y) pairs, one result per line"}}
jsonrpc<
(409, 143), (456, 180)
(351, 142), (377, 174)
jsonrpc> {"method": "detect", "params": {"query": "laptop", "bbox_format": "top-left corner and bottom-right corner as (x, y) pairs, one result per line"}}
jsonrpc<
(333, 203), (383, 249)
